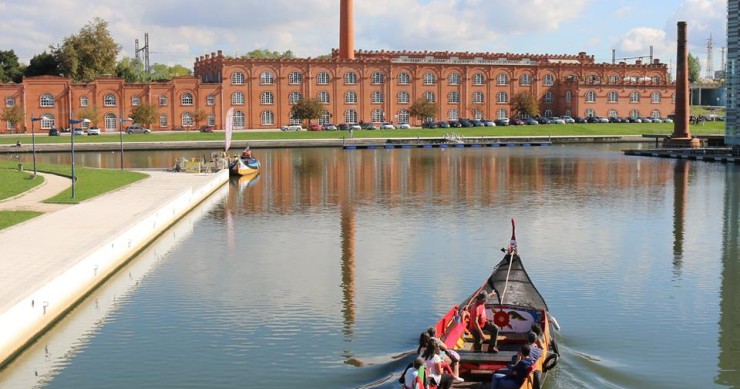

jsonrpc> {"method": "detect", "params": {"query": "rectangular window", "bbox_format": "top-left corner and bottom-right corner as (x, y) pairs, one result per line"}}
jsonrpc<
(159, 114), (168, 127)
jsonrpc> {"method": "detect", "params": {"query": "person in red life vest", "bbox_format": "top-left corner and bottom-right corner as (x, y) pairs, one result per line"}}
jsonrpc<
(467, 291), (500, 353)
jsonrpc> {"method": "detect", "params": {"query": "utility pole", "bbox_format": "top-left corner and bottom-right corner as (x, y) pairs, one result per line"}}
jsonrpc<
(706, 34), (714, 79)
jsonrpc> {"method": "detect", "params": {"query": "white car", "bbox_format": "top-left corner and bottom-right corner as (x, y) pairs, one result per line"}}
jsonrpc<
(397, 123), (411, 129)
(280, 125), (303, 131)
(561, 116), (575, 124)
(550, 117), (566, 124)
(87, 127), (101, 135)
(350, 124), (362, 131)
(380, 122), (396, 129)
(72, 128), (84, 136)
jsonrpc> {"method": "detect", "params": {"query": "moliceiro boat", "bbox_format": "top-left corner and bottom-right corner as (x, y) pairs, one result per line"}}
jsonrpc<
(406, 219), (560, 389)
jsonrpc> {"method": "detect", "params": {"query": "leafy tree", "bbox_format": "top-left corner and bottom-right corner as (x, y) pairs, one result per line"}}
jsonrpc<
(688, 53), (701, 83)
(0, 105), (25, 132)
(115, 57), (141, 83)
(149, 63), (192, 82)
(408, 98), (438, 122)
(511, 93), (539, 118)
(290, 98), (324, 124)
(24, 52), (60, 77)
(77, 105), (102, 127)
(193, 109), (209, 130)
(241, 49), (295, 59)
(129, 103), (158, 128)
(0, 50), (25, 83)
(52, 18), (121, 82)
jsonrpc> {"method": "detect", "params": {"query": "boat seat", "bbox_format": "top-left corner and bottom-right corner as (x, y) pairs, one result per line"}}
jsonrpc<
(456, 349), (518, 364)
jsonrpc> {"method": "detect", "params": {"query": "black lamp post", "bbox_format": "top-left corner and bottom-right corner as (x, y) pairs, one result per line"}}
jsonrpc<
(119, 117), (132, 170)
(68, 118), (90, 198)
(30, 117), (43, 177)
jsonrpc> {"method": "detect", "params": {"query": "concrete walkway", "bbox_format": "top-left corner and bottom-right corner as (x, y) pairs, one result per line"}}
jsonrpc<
(0, 169), (229, 367)
(0, 172), (72, 213)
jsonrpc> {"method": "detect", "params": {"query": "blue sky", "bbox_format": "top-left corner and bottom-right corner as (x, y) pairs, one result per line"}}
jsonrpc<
(0, 0), (728, 77)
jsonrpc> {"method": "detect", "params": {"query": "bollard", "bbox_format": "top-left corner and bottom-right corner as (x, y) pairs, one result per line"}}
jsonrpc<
(17, 163), (23, 171)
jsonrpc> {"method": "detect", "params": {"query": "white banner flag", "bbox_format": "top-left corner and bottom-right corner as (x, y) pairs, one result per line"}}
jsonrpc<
(224, 107), (234, 152)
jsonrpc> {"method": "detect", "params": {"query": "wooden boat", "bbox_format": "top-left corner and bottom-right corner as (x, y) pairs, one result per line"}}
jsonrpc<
(228, 155), (260, 177)
(420, 219), (560, 389)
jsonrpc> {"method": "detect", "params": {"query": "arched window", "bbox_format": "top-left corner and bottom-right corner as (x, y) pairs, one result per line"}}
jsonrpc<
(316, 72), (330, 85)
(159, 95), (167, 106)
(371, 91), (384, 104)
(607, 91), (619, 103)
(472, 109), (484, 120)
(79, 96), (88, 107)
(448, 91), (460, 103)
(181, 92), (193, 106)
(317, 91), (330, 104)
(288, 71), (302, 84)
(207, 114), (215, 125)
(234, 111), (246, 129)
(448, 109), (459, 120)
(319, 111), (331, 125)
(260, 71), (275, 84)
(608, 109), (618, 118)
(496, 92), (508, 103)
(585, 108), (595, 117)
(651, 92), (662, 103)
(131, 96), (141, 106)
(41, 114), (54, 129)
(289, 91), (302, 104)
(496, 73), (509, 85)
(398, 91), (410, 104)
(231, 72), (245, 85)
(371, 109), (383, 122)
(423, 73), (436, 85)
(448, 73), (460, 85)
(207, 95), (215, 105)
(543, 91), (553, 103)
(473, 73), (485, 85)
(40, 93), (54, 107)
(543, 109), (553, 118)
(472, 91), (484, 104)
(104, 113), (116, 130)
(652, 76), (661, 83)
(496, 109), (507, 119)
(159, 114), (167, 127)
(565, 90), (572, 103)
(543, 74), (554, 86)
(260, 91), (274, 104)
(345, 91), (357, 103)
(630, 91), (640, 103)
(586, 90), (596, 102)
(371, 72), (384, 84)
(609, 75), (619, 84)
(261, 110), (275, 125)
(232, 92), (245, 105)
(398, 72), (411, 85)
(651, 109), (661, 118)
(398, 109), (410, 124)
(5, 97), (15, 107)
(423, 91), (435, 103)
(104, 93), (116, 106)
(630, 109), (640, 118)
(181, 112), (194, 127)
(519, 74), (531, 86)
(344, 72), (358, 84)
(345, 109), (358, 124)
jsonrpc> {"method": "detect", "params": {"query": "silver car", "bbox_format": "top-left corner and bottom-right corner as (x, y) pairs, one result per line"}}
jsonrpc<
(127, 125), (151, 134)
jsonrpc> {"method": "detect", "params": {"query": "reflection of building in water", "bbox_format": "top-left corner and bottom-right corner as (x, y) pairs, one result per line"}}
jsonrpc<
(339, 169), (356, 339)
(717, 167), (740, 386)
(672, 161), (689, 275)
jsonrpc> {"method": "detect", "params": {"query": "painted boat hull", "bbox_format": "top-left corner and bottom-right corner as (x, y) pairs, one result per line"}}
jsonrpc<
(228, 157), (260, 177)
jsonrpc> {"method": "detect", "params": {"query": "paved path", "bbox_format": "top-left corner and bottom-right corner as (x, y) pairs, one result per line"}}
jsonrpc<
(0, 172), (72, 213)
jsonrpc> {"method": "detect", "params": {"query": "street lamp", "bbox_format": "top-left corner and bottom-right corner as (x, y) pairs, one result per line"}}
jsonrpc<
(68, 118), (91, 199)
(30, 116), (44, 177)
(119, 117), (133, 170)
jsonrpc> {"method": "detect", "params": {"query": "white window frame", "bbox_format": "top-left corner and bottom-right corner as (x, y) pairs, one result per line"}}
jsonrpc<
(371, 72), (384, 84)
(398, 72), (410, 85)
(448, 73), (460, 85)
(543, 74), (554, 86)
(398, 91), (410, 104)
(260, 71), (275, 85)
(371, 91), (384, 104)
(40, 93), (55, 107)
(317, 72), (330, 85)
(496, 92), (508, 104)
(289, 71), (303, 84)
(261, 110), (275, 125)
(448, 91), (460, 104)
(181, 112), (194, 127)
(181, 92), (194, 106)
(423, 73), (436, 85)
(103, 93), (116, 107)
(423, 91), (435, 103)
(317, 91), (330, 104)
(345, 91), (357, 104)
(473, 73), (485, 85)
(232, 92), (245, 105)
(289, 91), (302, 104)
(344, 72), (358, 84)
(231, 72), (245, 85)
(472, 91), (484, 104)
(261, 91), (274, 104)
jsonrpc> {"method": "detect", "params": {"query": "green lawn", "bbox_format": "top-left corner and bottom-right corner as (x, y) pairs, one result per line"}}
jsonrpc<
(0, 168), (43, 201)
(0, 121), (727, 144)
(0, 210), (43, 230)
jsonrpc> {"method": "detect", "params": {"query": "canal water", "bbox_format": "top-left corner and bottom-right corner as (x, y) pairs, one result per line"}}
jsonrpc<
(1, 145), (739, 388)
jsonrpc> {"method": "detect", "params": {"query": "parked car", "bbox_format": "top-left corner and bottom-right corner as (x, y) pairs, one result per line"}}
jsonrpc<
(337, 123), (350, 131)
(397, 123), (411, 129)
(48, 128), (60, 136)
(574, 117), (587, 123)
(662, 117), (673, 123)
(280, 124), (303, 131)
(380, 122), (396, 129)
(322, 123), (338, 131)
(360, 122), (376, 130)
(525, 118), (539, 125)
(127, 124), (151, 134)
(308, 124), (322, 131)
(550, 117), (566, 124)
(199, 125), (215, 133)
(482, 119), (496, 127)
(628, 117), (642, 123)
(586, 116), (600, 124)
(640, 117), (653, 123)
(349, 124), (362, 131)
(87, 127), (101, 135)
(470, 119), (485, 127)
(422, 121), (438, 129)
(561, 116), (575, 124)
(651, 117), (663, 123)
(495, 118), (510, 126)
(448, 121), (462, 128)
(437, 121), (450, 128)
(510, 118), (526, 126)
(459, 119), (473, 127)
(72, 127), (84, 136)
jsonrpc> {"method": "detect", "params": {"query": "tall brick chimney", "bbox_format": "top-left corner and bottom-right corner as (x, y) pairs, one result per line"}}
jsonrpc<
(674, 21), (690, 138)
(339, 0), (355, 59)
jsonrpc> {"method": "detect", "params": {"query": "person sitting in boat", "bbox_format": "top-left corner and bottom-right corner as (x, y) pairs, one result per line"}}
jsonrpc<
(401, 357), (425, 389)
(416, 330), (463, 383)
(491, 345), (534, 389)
(241, 147), (253, 159)
(465, 291), (500, 353)
(420, 338), (455, 389)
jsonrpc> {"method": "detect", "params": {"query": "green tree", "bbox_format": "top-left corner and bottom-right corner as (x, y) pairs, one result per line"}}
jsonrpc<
(0, 105), (25, 133)
(0, 50), (25, 83)
(511, 92), (539, 118)
(408, 98), (438, 122)
(52, 18), (121, 82)
(129, 103), (158, 128)
(115, 57), (142, 83)
(290, 98), (324, 124)
(241, 49), (295, 59)
(77, 105), (102, 127)
(193, 109), (209, 130)
(24, 52), (60, 78)
(688, 53), (701, 83)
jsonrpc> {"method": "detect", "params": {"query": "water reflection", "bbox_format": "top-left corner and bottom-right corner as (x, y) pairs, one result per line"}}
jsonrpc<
(672, 160), (689, 275)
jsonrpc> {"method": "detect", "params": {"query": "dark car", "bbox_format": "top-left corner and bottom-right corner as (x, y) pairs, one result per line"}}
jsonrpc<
(437, 121), (450, 128)
(495, 118), (510, 126)
(574, 117), (587, 123)
(337, 123), (350, 131)
(470, 119), (485, 127)
(537, 117), (551, 124)
(322, 123), (338, 131)
(422, 121), (438, 129)
(360, 122), (376, 130)
(525, 118), (539, 125)
(510, 118), (526, 126)
(200, 125), (215, 133)
(459, 120), (473, 128)
(48, 128), (60, 136)
(448, 121), (462, 128)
